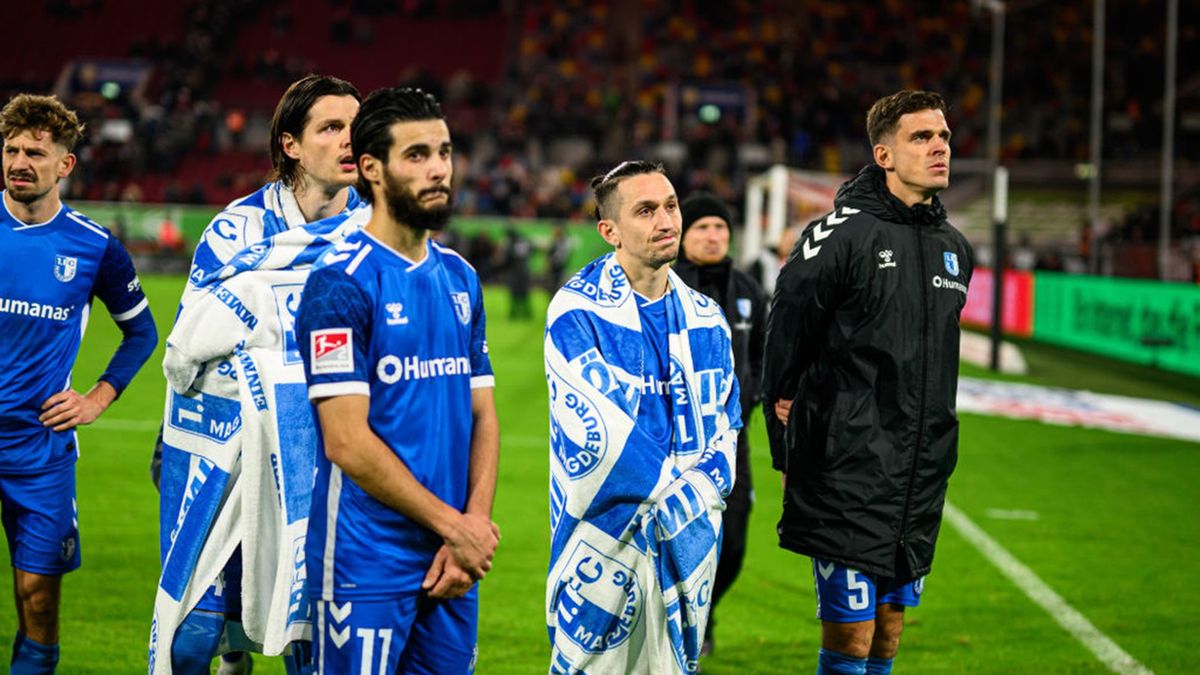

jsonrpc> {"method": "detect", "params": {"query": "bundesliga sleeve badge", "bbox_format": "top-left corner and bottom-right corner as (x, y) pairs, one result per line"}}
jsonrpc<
(310, 328), (354, 374)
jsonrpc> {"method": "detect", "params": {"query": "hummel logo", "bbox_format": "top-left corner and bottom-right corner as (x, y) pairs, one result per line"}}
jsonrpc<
(878, 250), (897, 269)
(329, 600), (352, 648)
(386, 302), (409, 326)
(817, 561), (835, 580)
(802, 207), (858, 260)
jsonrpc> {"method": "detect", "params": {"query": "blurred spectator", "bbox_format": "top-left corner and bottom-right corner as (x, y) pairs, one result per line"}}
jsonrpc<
(501, 227), (534, 319)
(545, 223), (573, 293)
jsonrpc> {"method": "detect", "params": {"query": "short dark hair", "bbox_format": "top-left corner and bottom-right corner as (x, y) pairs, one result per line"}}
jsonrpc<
(0, 94), (85, 150)
(590, 160), (665, 220)
(866, 90), (947, 146)
(350, 87), (445, 203)
(269, 74), (361, 187)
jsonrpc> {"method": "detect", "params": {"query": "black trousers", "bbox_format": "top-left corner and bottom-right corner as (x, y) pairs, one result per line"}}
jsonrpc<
(709, 427), (753, 635)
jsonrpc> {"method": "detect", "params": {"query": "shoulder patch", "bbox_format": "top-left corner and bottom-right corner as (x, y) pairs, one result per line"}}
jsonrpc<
(310, 328), (354, 374)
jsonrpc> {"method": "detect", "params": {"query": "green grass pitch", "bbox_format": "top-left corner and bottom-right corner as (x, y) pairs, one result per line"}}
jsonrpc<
(0, 274), (1195, 673)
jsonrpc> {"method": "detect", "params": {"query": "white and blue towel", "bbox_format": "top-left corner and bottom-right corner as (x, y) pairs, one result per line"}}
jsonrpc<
(544, 253), (742, 674)
(150, 209), (367, 673)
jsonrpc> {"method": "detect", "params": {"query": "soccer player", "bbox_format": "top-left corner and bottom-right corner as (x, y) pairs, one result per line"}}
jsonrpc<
(763, 91), (973, 675)
(672, 192), (768, 658)
(544, 161), (741, 673)
(0, 94), (156, 673)
(296, 87), (499, 674)
(158, 74), (361, 675)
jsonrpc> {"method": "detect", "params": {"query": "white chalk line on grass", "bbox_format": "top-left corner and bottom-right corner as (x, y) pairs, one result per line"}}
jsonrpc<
(90, 422), (552, 449)
(86, 418), (160, 432)
(943, 501), (1154, 675)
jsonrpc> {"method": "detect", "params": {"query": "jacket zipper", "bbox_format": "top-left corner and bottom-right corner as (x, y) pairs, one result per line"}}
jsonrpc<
(897, 223), (930, 570)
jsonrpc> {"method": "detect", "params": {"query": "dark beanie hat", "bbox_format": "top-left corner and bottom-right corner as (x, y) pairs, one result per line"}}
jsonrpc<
(681, 192), (733, 237)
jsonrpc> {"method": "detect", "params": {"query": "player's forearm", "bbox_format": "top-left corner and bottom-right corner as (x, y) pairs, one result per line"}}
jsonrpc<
(464, 388), (499, 517)
(99, 308), (158, 396)
(84, 380), (118, 414)
(324, 423), (462, 538)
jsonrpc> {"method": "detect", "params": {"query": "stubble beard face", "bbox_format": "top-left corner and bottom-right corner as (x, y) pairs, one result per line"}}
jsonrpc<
(383, 170), (452, 231)
(4, 172), (48, 204)
(646, 242), (679, 269)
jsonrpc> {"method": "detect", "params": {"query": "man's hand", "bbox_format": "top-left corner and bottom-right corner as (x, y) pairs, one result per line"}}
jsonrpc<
(443, 512), (500, 581)
(39, 382), (116, 432)
(774, 398), (793, 425)
(422, 545), (475, 599)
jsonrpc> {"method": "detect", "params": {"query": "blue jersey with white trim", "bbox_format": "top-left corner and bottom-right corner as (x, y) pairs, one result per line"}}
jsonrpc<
(297, 231), (493, 600)
(0, 196), (148, 473)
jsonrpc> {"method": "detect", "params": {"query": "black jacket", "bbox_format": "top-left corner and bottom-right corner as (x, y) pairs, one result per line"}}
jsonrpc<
(673, 257), (767, 422)
(762, 164), (973, 579)
(675, 256), (767, 512)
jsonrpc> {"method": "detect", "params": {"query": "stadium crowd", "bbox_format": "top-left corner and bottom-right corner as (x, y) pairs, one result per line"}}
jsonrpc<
(1, 0), (1197, 274)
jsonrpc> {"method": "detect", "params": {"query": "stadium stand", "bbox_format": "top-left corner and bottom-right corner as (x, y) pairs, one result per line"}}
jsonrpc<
(1, 0), (1197, 278)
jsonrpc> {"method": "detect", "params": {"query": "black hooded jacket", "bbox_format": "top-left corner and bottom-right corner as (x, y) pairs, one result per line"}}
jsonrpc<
(762, 164), (973, 579)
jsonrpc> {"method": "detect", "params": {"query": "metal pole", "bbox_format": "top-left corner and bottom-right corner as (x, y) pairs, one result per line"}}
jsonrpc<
(985, 1), (1006, 370)
(1087, 0), (1105, 274)
(986, 1), (1005, 204)
(1158, 0), (1177, 280)
(991, 167), (1009, 372)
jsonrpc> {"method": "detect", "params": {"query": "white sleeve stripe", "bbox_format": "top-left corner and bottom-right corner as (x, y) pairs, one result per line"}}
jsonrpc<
(470, 375), (495, 389)
(308, 381), (370, 400)
(66, 211), (109, 239)
(111, 298), (149, 322)
(345, 243), (373, 275)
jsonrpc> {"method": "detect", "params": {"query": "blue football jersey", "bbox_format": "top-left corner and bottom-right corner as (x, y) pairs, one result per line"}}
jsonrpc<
(636, 293), (672, 450)
(297, 231), (494, 601)
(0, 197), (148, 473)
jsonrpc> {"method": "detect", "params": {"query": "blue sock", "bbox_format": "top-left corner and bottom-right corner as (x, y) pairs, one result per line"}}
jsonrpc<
(866, 656), (894, 674)
(171, 610), (224, 675)
(10, 633), (59, 675)
(817, 648), (867, 675)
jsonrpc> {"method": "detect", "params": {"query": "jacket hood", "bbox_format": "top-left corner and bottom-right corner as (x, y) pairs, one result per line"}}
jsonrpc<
(834, 164), (947, 227)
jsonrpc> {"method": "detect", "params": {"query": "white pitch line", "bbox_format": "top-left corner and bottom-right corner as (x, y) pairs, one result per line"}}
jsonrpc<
(943, 502), (1154, 675)
(86, 418), (160, 432)
(503, 435), (546, 448)
(86, 420), (550, 442)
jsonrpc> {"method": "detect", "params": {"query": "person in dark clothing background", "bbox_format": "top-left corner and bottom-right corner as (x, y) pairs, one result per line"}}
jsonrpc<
(502, 226), (533, 319)
(763, 91), (973, 675)
(673, 192), (767, 660)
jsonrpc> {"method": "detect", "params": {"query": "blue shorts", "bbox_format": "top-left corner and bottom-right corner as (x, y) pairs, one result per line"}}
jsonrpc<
(0, 463), (80, 575)
(811, 558), (924, 623)
(194, 547), (244, 615)
(314, 589), (478, 675)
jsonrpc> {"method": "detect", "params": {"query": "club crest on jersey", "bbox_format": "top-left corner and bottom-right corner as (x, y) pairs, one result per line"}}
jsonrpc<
(944, 251), (960, 276)
(736, 298), (751, 319)
(310, 328), (353, 374)
(54, 255), (77, 282)
(451, 292), (471, 325)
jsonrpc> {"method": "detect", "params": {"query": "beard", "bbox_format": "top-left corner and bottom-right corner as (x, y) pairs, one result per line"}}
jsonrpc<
(4, 172), (49, 204)
(382, 171), (452, 231)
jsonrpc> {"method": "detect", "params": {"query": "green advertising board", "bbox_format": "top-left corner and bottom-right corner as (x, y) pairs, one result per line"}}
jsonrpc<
(1033, 272), (1200, 377)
